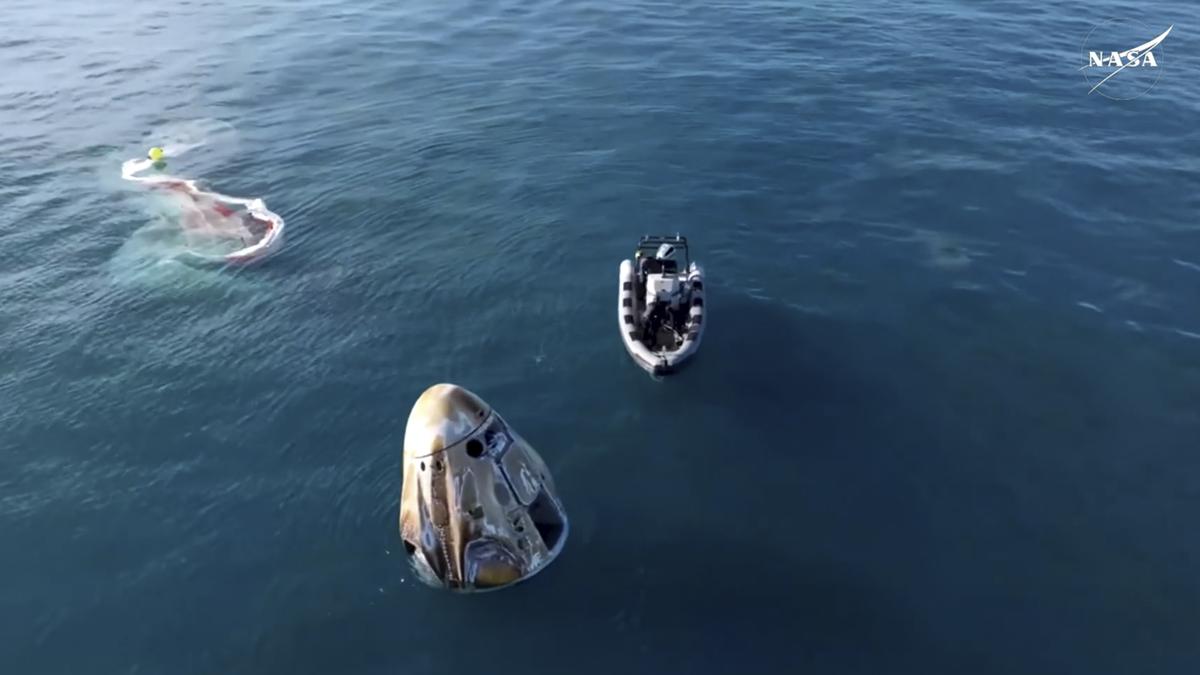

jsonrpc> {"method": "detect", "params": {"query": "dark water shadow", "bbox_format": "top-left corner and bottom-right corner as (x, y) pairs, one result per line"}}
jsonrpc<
(234, 294), (979, 675)
(674, 292), (932, 459)
(190, 286), (1199, 675)
(235, 514), (972, 675)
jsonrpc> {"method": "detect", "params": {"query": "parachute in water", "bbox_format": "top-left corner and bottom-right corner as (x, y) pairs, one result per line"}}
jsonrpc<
(121, 150), (285, 266)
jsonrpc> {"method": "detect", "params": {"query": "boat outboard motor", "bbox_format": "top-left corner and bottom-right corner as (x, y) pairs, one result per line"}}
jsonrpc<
(399, 384), (569, 592)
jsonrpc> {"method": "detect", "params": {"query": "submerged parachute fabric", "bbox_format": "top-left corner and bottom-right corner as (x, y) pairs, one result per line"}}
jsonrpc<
(121, 156), (285, 266)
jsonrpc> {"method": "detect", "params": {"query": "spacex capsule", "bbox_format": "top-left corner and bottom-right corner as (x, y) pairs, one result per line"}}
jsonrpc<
(399, 384), (569, 592)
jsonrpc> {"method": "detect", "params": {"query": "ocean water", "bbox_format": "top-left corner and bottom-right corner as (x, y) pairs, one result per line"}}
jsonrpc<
(2, 0), (1199, 673)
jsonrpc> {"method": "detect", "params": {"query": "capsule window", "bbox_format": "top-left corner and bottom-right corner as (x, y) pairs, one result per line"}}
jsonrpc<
(484, 421), (510, 456)
(466, 439), (485, 458)
(623, 315), (632, 325)
(622, 298), (632, 307)
(622, 282), (632, 291)
(692, 297), (703, 307)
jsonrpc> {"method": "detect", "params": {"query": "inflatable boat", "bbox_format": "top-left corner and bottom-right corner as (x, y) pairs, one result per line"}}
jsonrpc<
(618, 235), (705, 375)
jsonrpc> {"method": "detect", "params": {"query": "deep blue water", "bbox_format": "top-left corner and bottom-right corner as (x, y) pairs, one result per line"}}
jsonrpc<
(3, 1), (1200, 673)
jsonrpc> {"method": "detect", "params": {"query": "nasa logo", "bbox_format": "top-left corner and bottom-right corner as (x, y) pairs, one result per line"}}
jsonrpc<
(1080, 19), (1173, 100)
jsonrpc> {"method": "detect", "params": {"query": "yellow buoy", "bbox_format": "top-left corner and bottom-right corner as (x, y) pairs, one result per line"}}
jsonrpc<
(148, 146), (165, 161)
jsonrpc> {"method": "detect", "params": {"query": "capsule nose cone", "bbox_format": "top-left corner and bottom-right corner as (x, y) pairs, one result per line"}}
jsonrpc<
(403, 383), (491, 459)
